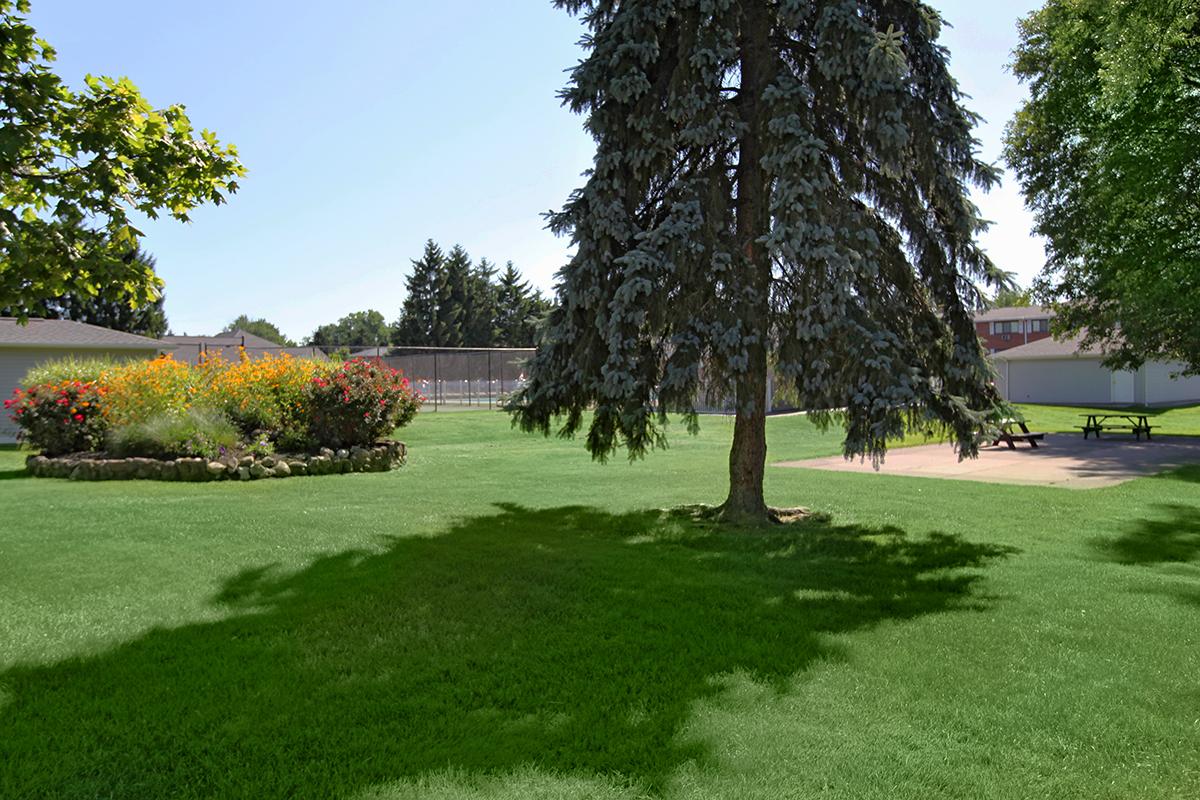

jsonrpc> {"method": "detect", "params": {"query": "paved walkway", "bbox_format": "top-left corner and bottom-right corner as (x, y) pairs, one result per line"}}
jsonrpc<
(774, 435), (1200, 489)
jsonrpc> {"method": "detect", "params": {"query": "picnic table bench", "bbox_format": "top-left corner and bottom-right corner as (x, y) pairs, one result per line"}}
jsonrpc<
(1078, 413), (1157, 441)
(990, 419), (1047, 449)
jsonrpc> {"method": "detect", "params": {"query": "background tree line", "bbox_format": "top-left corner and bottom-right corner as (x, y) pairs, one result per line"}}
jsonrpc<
(306, 240), (550, 349)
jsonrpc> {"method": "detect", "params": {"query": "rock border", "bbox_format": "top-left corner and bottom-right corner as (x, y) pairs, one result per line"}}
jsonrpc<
(25, 441), (406, 482)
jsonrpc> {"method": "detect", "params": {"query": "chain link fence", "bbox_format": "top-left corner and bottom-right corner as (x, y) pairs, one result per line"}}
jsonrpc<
(168, 342), (802, 414)
(170, 343), (535, 411)
(352, 346), (535, 410)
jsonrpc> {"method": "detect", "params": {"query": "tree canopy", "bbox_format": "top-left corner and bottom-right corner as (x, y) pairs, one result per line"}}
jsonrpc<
(1005, 0), (1200, 372)
(989, 286), (1034, 309)
(494, 262), (551, 346)
(0, 0), (244, 316)
(222, 315), (295, 347)
(510, 0), (1007, 523)
(392, 240), (544, 348)
(307, 310), (391, 349)
(1, 247), (167, 336)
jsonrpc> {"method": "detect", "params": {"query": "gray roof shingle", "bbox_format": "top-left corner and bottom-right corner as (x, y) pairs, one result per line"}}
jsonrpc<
(991, 333), (1103, 360)
(162, 328), (282, 349)
(0, 318), (169, 350)
(973, 305), (1056, 323)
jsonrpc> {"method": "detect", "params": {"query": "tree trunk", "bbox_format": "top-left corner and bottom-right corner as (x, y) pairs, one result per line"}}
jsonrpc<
(723, 343), (769, 523)
(720, 1), (773, 525)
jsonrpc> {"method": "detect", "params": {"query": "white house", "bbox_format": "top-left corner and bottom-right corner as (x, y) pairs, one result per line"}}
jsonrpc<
(0, 318), (170, 442)
(992, 334), (1200, 406)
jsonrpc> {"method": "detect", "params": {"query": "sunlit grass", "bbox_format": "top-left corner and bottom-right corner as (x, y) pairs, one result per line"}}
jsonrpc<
(1, 409), (1198, 798)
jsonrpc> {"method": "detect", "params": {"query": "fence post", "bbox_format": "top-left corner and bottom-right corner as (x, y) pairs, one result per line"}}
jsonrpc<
(433, 351), (439, 412)
(487, 350), (493, 408)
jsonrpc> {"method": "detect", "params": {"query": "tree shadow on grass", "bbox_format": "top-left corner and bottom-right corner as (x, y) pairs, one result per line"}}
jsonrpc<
(1156, 464), (1200, 484)
(0, 445), (30, 480)
(1094, 502), (1200, 565)
(0, 504), (1015, 799)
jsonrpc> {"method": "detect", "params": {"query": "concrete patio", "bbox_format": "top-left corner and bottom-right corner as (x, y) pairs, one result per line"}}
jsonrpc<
(774, 434), (1200, 489)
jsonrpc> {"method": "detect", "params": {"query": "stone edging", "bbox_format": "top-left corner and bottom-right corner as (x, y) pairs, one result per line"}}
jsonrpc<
(25, 441), (406, 482)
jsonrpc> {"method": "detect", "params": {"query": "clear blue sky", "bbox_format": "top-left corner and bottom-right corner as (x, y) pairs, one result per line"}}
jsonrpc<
(29, 1), (1045, 342)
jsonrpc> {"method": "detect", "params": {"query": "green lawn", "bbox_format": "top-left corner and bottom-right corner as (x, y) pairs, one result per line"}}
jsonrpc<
(1015, 402), (1200, 436)
(1, 408), (1198, 799)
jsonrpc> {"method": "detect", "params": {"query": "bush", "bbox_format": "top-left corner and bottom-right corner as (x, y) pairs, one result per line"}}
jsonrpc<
(108, 407), (239, 461)
(307, 358), (421, 448)
(101, 355), (199, 427)
(11, 353), (421, 458)
(200, 351), (318, 449)
(22, 354), (121, 387)
(4, 381), (107, 455)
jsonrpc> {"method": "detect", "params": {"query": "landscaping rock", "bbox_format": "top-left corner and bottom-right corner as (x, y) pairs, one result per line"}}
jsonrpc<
(25, 441), (408, 483)
(176, 458), (202, 481)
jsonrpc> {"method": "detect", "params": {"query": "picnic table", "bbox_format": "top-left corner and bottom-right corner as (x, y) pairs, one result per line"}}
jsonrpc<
(1078, 413), (1157, 440)
(990, 418), (1047, 449)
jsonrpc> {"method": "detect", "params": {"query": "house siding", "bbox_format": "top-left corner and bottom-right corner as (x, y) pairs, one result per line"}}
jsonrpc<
(1143, 362), (1200, 405)
(1000, 358), (1114, 405)
(0, 346), (159, 442)
(974, 319), (1054, 354)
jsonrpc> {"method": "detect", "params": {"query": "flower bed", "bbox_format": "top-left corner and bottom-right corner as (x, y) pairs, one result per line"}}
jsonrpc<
(7, 353), (422, 480)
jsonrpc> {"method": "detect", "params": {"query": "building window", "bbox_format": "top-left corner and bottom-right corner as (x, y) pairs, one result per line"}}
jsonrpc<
(1029, 318), (1049, 333)
(992, 320), (1020, 334)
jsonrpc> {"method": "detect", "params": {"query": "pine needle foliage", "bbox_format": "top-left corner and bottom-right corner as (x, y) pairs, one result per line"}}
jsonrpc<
(511, 0), (1008, 519)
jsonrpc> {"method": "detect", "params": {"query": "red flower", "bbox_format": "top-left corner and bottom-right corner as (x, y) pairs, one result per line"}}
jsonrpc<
(73, 413), (84, 422)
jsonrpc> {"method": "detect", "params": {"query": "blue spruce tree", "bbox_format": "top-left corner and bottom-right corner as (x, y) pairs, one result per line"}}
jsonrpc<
(511, 1), (1009, 524)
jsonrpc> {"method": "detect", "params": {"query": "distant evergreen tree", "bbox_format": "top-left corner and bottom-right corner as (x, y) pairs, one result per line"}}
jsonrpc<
(394, 240), (443, 346)
(464, 257), (499, 346)
(2, 248), (168, 337)
(494, 262), (546, 346)
(440, 245), (473, 347)
(394, 241), (545, 348)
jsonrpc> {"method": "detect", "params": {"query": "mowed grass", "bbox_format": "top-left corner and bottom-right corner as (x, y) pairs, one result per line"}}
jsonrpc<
(1015, 402), (1200, 436)
(0, 409), (1198, 799)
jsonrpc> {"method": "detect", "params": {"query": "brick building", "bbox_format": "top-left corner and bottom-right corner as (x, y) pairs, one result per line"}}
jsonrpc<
(973, 306), (1055, 354)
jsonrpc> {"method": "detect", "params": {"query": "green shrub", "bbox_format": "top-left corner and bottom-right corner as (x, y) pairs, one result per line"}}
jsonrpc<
(307, 359), (422, 448)
(4, 380), (107, 455)
(198, 351), (318, 449)
(108, 407), (239, 460)
(22, 355), (121, 387)
(100, 356), (198, 427)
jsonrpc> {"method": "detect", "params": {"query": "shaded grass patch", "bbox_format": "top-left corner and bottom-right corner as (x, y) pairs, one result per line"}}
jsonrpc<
(0, 504), (1010, 798)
